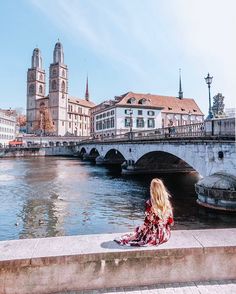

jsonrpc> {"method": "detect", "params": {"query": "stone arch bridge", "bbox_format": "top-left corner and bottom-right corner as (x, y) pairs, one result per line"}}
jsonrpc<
(76, 138), (236, 211)
(76, 139), (235, 178)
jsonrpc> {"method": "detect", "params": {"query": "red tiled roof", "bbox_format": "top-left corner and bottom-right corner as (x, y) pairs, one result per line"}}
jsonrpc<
(116, 92), (204, 115)
(68, 97), (96, 108)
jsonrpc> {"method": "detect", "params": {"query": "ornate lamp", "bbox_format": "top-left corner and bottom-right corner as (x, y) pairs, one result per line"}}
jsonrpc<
(205, 73), (213, 119)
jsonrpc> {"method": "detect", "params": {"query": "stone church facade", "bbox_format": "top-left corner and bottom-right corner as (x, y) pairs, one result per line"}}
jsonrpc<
(26, 42), (95, 136)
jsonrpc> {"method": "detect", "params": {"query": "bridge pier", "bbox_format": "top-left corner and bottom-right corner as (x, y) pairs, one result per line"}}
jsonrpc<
(195, 173), (236, 211)
(95, 156), (108, 165)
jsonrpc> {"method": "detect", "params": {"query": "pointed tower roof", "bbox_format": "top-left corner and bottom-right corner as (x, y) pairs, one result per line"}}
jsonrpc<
(31, 47), (43, 69)
(178, 68), (183, 99)
(53, 39), (64, 64)
(85, 76), (89, 101)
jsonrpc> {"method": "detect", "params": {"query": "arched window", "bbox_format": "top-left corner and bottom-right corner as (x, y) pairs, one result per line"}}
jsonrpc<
(30, 73), (34, 81)
(138, 98), (147, 105)
(29, 84), (34, 95)
(39, 85), (43, 94)
(52, 69), (57, 76)
(62, 70), (65, 77)
(52, 80), (57, 90)
(39, 74), (43, 81)
(61, 81), (65, 92)
(127, 97), (136, 104)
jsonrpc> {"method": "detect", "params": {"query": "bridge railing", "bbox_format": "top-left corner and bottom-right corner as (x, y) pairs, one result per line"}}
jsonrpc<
(86, 118), (235, 143)
(85, 122), (205, 143)
(131, 122), (205, 140)
(12, 118), (234, 147)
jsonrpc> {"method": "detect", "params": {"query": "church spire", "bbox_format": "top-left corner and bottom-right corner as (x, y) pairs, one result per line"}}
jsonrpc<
(53, 40), (64, 64)
(31, 47), (42, 69)
(85, 75), (89, 101)
(178, 68), (183, 99)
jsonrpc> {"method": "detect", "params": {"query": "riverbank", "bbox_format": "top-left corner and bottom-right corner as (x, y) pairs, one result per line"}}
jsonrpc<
(0, 146), (74, 157)
(0, 228), (235, 294)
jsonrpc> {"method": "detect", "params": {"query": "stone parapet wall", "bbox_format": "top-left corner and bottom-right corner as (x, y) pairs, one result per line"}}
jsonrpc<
(0, 229), (235, 294)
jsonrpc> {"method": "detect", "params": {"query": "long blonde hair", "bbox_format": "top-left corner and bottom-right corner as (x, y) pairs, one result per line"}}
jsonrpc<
(150, 178), (172, 219)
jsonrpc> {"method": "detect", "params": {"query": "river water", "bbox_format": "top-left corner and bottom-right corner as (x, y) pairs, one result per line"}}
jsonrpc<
(0, 157), (235, 241)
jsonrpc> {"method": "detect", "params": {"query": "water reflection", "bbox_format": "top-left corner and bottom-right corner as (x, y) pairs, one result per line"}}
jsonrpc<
(0, 157), (235, 241)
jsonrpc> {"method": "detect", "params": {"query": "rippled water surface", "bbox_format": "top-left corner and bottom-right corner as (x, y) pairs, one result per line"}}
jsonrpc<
(0, 157), (235, 241)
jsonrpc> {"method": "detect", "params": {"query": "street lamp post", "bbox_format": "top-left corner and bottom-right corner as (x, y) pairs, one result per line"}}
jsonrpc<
(205, 73), (213, 119)
(128, 108), (133, 140)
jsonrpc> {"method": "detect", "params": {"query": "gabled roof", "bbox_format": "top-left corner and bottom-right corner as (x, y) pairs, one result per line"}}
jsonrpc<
(68, 97), (96, 108)
(116, 92), (204, 115)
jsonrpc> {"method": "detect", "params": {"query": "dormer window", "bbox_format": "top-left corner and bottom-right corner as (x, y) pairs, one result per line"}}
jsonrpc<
(127, 97), (136, 104)
(168, 107), (172, 110)
(181, 108), (185, 111)
(138, 98), (147, 105)
(193, 109), (197, 112)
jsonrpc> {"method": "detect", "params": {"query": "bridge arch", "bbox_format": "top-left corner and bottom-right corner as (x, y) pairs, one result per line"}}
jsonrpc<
(89, 148), (100, 158)
(80, 147), (86, 155)
(104, 149), (126, 165)
(135, 151), (196, 174)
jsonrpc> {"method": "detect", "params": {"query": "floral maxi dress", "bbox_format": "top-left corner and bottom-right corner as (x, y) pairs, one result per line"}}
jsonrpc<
(115, 200), (174, 246)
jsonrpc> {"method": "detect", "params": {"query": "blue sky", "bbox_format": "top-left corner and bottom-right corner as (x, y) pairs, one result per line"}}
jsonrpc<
(0, 0), (235, 115)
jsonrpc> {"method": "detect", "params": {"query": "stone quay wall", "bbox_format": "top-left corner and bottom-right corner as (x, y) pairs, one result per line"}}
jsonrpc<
(0, 146), (74, 158)
(0, 229), (235, 294)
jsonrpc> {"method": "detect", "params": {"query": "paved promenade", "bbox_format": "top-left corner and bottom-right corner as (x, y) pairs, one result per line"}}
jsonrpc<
(1, 229), (236, 294)
(56, 280), (236, 293)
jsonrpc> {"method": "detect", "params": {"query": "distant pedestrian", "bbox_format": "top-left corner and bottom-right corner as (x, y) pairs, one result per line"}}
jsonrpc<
(115, 178), (174, 246)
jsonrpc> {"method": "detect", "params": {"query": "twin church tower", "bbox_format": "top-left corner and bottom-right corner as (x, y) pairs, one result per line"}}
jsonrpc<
(26, 41), (94, 136)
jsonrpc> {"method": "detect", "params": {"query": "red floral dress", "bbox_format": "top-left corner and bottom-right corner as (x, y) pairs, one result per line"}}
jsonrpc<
(115, 200), (174, 246)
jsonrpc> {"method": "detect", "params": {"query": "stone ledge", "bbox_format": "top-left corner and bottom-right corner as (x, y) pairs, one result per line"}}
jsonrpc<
(0, 229), (236, 294)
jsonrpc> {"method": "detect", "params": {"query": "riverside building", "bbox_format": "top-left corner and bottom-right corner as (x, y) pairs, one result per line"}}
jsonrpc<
(26, 42), (95, 136)
(0, 109), (16, 146)
(90, 90), (204, 139)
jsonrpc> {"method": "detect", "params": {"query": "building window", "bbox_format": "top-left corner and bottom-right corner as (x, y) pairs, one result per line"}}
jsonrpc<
(148, 118), (155, 128)
(52, 80), (57, 90)
(52, 69), (57, 76)
(138, 110), (143, 115)
(61, 81), (65, 92)
(111, 118), (114, 128)
(125, 117), (131, 127)
(138, 98), (147, 105)
(69, 122), (71, 128)
(147, 110), (155, 116)
(136, 118), (144, 128)
(127, 97), (136, 104)
(29, 84), (34, 95)
(62, 121), (64, 126)
(111, 110), (114, 115)
(39, 85), (43, 94)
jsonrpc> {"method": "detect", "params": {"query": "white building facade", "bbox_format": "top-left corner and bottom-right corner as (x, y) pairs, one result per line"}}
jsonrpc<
(0, 109), (16, 146)
(26, 42), (95, 136)
(90, 92), (204, 138)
